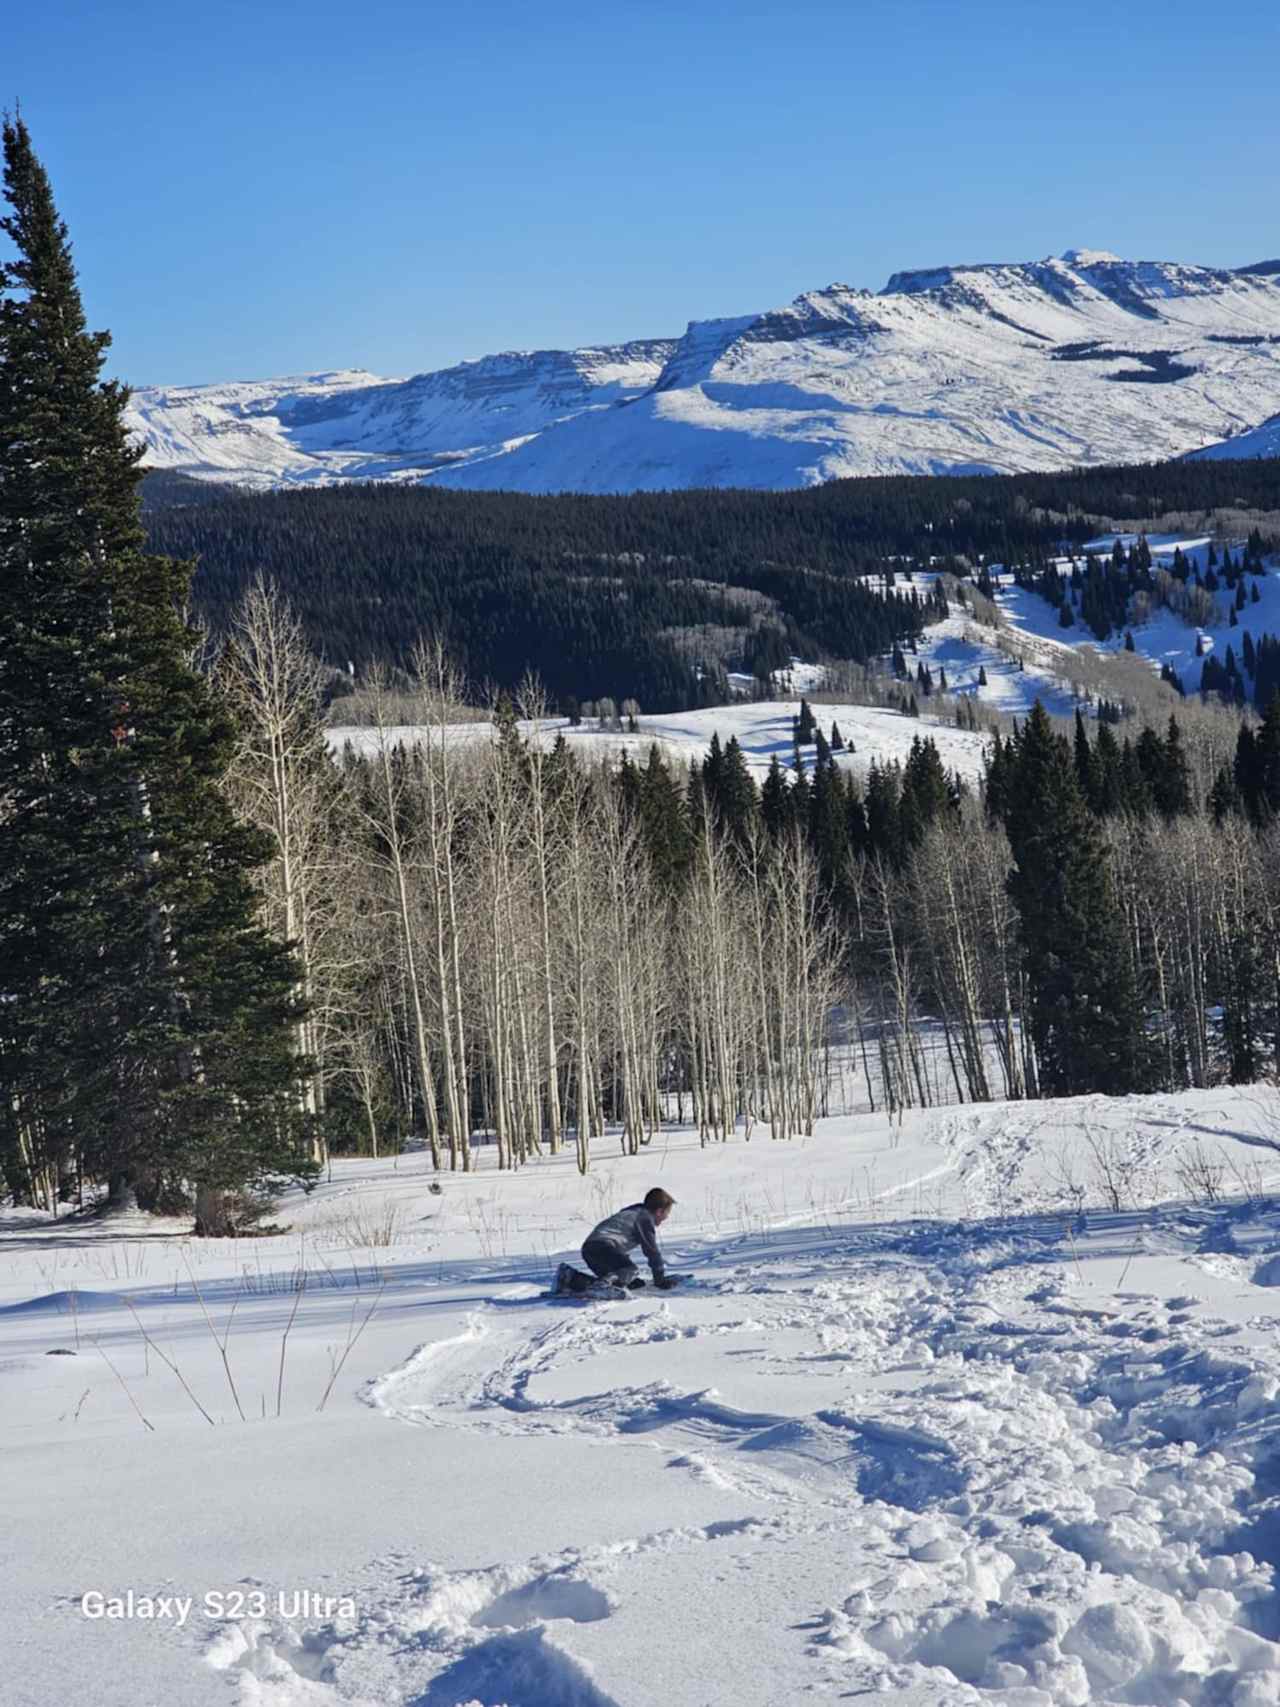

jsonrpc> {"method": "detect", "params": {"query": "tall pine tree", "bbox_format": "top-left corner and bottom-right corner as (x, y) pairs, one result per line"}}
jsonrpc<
(0, 118), (311, 1219)
(1002, 704), (1150, 1097)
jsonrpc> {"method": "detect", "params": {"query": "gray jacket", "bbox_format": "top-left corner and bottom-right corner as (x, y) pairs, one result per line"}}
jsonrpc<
(585, 1204), (665, 1280)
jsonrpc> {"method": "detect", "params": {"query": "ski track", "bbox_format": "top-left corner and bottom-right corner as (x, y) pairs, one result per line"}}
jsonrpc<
(204, 1183), (1280, 1707)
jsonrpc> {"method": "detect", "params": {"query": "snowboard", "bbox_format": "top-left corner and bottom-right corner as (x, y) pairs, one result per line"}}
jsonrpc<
(549, 1263), (693, 1301)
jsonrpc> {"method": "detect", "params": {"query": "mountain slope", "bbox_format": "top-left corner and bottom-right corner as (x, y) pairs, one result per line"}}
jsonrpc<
(127, 251), (1280, 492)
(1191, 411), (1280, 461)
(129, 342), (675, 489)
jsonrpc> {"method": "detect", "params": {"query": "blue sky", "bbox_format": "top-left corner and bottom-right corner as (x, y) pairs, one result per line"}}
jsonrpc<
(8, 0), (1279, 386)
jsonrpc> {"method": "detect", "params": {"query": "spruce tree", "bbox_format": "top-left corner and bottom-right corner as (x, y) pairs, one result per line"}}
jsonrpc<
(1208, 763), (1240, 824)
(1120, 736), (1154, 817)
(615, 747), (642, 818)
(1134, 726), (1167, 812)
(1003, 703), (1150, 1097)
(1234, 724), (1263, 821)
(807, 746), (849, 886)
(1091, 722), (1125, 816)
(983, 730), (1013, 821)
(1073, 710), (1095, 807)
(1255, 698), (1280, 820)
(637, 745), (692, 892)
(0, 118), (310, 1216)
(1156, 716), (1193, 819)
(710, 735), (758, 849)
(864, 762), (903, 867)
(899, 736), (951, 848)
(761, 754), (791, 840)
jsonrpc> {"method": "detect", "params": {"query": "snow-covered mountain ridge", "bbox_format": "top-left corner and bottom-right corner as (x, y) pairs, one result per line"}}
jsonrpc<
(128, 250), (1280, 493)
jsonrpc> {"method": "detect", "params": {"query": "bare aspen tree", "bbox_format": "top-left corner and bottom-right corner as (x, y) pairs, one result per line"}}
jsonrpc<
(856, 857), (927, 1113)
(516, 676), (564, 1153)
(597, 785), (667, 1154)
(1160, 817), (1213, 1088)
(223, 578), (340, 1159)
(337, 1005), (390, 1157)
(765, 832), (838, 1137)
(557, 766), (605, 1172)
(470, 710), (546, 1170)
(1105, 816), (1189, 1091)
(969, 820), (1030, 1100)
(351, 671), (442, 1169)
(410, 640), (472, 1170)
(743, 825), (779, 1138)
(1206, 816), (1263, 1083)
(681, 801), (743, 1143)
(907, 821), (992, 1103)
(1258, 820), (1280, 1081)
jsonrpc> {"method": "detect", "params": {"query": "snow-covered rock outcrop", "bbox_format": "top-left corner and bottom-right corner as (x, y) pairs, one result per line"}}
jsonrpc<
(128, 251), (1280, 491)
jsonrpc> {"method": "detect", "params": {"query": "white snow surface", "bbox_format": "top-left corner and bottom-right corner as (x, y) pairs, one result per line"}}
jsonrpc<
(1193, 413), (1280, 463)
(128, 253), (1280, 492)
(327, 698), (995, 785)
(11, 1087), (1280, 1705)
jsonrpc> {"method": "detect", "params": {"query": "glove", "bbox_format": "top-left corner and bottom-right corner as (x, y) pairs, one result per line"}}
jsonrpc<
(655, 1276), (678, 1290)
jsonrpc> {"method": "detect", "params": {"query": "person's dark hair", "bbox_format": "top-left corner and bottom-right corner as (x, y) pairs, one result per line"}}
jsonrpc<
(644, 1188), (675, 1213)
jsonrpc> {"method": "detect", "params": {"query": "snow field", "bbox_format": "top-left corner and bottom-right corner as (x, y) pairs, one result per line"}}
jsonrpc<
(9, 1090), (1280, 1703)
(329, 697), (995, 790)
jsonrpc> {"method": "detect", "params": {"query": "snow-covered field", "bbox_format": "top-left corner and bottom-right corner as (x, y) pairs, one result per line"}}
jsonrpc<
(10, 1088), (1280, 1706)
(329, 698), (996, 787)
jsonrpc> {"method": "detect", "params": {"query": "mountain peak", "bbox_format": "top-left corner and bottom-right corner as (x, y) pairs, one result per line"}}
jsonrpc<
(1060, 248), (1123, 267)
(128, 245), (1280, 493)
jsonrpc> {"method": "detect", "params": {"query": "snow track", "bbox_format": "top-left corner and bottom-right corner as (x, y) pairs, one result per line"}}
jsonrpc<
(210, 1211), (1280, 1705)
(14, 1094), (1280, 1705)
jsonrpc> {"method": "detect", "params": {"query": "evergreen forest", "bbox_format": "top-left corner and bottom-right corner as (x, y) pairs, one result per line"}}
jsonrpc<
(144, 456), (1280, 711)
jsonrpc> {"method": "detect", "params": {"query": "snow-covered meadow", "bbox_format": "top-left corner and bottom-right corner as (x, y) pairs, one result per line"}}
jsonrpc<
(10, 1089), (1280, 1705)
(328, 697), (996, 793)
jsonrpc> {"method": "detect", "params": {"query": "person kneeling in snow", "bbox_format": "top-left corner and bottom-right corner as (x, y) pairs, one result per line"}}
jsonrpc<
(582, 1189), (676, 1290)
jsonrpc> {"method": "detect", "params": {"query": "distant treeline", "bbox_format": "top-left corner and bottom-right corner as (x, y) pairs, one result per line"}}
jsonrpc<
(143, 457), (1280, 711)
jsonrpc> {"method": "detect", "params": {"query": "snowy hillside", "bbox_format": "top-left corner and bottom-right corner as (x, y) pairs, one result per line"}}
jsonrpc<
(1194, 413), (1280, 463)
(909, 539), (1280, 715)
(128, 342), (675, 490)
(128, 250), (1280, 492)
(10, 1088), (1280, 1705)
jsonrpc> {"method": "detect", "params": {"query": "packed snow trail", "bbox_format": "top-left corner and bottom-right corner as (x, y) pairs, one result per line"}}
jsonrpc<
(209, 1205), (1280, 1706)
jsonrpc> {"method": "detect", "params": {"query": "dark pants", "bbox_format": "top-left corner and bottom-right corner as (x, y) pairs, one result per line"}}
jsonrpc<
(581, 1238), (639, 1285)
